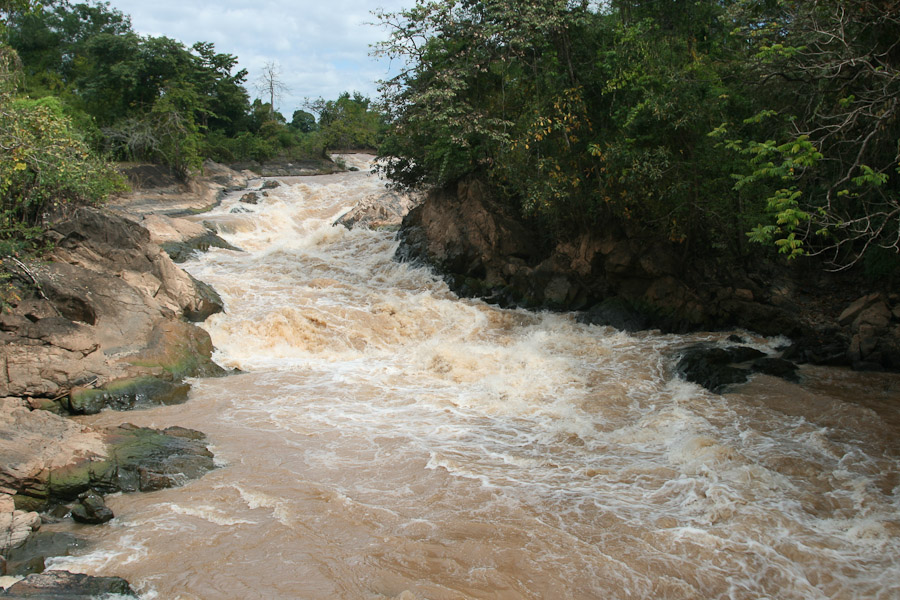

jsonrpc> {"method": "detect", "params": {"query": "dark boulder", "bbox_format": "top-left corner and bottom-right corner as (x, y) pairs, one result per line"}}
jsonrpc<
(161, 233), (240, 264)
(578, 297), (650, 332)
(675, 345), (754, 393)
(240, 192), (259, 205)
(3, 533), (84, 577)
(0, 570), (135, 598)
(675, 344), (795, 393)
(69, 491), (114, 525)
(752, 357), (800, 382)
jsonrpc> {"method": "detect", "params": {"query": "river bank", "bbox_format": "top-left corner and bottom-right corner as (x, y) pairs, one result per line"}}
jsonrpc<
(0, 158), (339, 594)
(398, 177), (900, 373)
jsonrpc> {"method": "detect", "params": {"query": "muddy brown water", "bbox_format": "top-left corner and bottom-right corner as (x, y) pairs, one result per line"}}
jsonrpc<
(48, 156), (900, 599)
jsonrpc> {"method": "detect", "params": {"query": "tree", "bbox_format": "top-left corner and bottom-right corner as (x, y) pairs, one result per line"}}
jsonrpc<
(307, 92), (382, 150)
(374, 0), (744, 247)
(0, 45), (125, 254)
(255, 60), (288, 118)
(290, 109), (317, 133)
(725, 0), (900, 267)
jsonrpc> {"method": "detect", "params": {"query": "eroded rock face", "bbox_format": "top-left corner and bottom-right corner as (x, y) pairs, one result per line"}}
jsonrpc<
(397, 179), (783, 331)
(1, 207), (224, 409)
(8, 422), (214, 512)
(839, 293), (900, 370)
(397, 178), (897, 370)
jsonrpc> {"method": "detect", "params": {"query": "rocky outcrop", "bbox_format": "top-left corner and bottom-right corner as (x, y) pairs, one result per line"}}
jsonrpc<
(1, 207), (224, 412)
(112, 160), (254, 217)
(138, 213), (240, 265)
(1, 396), (214, 512)
(1, 165), (238, 588)
(228, 157), (342, 177)
(335, 189), (421, 230)
(838, 293), (900, 370)
(398, 178), (900, 370)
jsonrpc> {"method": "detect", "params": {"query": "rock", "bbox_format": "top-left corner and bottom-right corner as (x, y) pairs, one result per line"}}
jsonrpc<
(183, 274), (225, 322)
(675, 345), (752, 393)
(160, 234), (240, 264)
(335, 189), (420, 230)
(128, 319), (225, 380)
(240, 192), (259, 204)
(3, 533), (84, 576)
(838, 293), (883, 326)
(0, 496), (41, 556)
(229, 157), (341, 177)
(3, 412), (214, 512)
(674, 344), (783, 393)
(752, 357), (800, 382)
(0, 399), (107, 509)
(66, 377), (190, 415)
(855, 303), (892, 330)
(261, 180), (280, 190)
(36, 424), (214, 508)
(0, 570), (135, 598)
(69, 491), (113, 524)
(140, 213), (208, 245)
(578, 297), (650, 332)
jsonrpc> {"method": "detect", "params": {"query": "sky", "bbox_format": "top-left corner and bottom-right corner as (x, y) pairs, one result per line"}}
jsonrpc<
(106, 0), (416, 119)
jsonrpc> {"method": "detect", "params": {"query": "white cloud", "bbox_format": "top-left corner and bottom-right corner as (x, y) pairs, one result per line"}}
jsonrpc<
(107, 0), (413, 117)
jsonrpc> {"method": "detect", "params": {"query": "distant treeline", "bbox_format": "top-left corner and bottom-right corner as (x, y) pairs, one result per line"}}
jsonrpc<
(0, 0), (383, 254)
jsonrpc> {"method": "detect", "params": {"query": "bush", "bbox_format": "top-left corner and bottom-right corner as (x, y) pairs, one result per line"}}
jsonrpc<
(0, 48), (126, 255)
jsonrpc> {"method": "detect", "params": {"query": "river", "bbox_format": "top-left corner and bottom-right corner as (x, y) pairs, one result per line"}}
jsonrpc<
(50, 155), (900, 599)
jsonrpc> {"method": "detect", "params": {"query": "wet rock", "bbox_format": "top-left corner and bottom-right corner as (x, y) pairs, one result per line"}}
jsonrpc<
(240, 192), (259, 204)
(261, 180), (280, 190)
(578, 297), (650, 332)
(0, 570), (135, 598)
(66, 377), (190, 415)
(3, 533), (84, 576)
(129, 319), (225, 380)
(41, 424), (215, 505)
(70, 491), (113, 525)
(161, 235), (240, 264)
(751, 357), (800, 382)
(335, 189), (420, 230)
(6, 417), (214, 512)
(675, 344), (787, 393)
(675, 345), (754, 393)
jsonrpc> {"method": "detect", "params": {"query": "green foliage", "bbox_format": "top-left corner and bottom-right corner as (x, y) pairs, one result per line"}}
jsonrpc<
(308, 92), (383, 150)
(377, 0), (900, 268)
(376, 0), (744, 247)
(0, 45), (126, 255)
(724, 0), (900, 266)
(290, 109), (317, 133)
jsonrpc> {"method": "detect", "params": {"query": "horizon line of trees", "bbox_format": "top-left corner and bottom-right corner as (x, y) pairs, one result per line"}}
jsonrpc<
(0, 0), (384, 256)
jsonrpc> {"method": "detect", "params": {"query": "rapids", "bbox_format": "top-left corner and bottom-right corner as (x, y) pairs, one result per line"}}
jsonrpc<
(51, 155), (900, 599)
